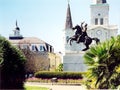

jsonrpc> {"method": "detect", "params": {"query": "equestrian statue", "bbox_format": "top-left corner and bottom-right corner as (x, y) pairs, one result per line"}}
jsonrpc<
(67, 22), (100, 51)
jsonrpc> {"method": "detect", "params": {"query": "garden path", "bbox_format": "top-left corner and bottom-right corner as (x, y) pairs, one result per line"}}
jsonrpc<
(25, 82), (87, 90)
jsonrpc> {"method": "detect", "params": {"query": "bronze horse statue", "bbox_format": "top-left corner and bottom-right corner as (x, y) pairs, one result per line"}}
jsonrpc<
(67, 25), (100, 51)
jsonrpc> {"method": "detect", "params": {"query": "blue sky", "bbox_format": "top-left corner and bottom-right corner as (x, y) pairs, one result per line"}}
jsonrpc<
(0, 0), (120, 52)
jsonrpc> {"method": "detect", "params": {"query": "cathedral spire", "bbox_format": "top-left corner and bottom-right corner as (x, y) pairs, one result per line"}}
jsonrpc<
(16, 20), (18, 27)
(65, 2), (73, 29)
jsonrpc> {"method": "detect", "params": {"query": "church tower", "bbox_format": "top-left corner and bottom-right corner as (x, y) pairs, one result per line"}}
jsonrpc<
(88, 0), (118, 42)
(9, 21), (23, 39)
(63, 3), (84, 54)
(91, 0), (109, 25)
(63, 2), (86, 72)
(63, 3), (74, 53)
(65, 3), (73, 29)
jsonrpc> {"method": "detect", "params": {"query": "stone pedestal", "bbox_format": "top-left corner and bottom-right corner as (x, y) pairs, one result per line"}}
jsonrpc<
(63, 51), (87, 72)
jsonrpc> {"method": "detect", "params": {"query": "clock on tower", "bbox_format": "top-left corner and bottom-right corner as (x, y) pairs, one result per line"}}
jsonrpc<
(96, 30), (102, 35)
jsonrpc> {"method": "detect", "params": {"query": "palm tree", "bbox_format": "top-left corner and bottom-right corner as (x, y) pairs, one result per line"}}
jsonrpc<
(84, 35), (120, 89)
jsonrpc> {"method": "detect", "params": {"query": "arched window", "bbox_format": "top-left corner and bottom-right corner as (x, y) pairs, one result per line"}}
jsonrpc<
(100, 18), (104, 25)
(95, 18), (98, 25)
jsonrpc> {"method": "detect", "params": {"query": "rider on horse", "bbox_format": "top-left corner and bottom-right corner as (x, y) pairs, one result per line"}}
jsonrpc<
(76, 22), (88, 43)
(67, 22), (100, 51)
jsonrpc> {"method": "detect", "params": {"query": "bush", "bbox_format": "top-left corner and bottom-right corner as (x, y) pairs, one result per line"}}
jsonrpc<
(0, 36), (26, 89)
(35, 71), (83, 79)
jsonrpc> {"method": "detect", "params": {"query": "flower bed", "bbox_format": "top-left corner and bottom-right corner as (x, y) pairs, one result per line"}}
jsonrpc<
(26, 77), (84, 85)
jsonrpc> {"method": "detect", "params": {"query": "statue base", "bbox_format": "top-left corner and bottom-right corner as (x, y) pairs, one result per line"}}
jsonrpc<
(63, 51), (87, 72)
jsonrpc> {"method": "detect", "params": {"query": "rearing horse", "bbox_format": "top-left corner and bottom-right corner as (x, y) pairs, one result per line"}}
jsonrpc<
(67, 25), (100, 51)
(67, 24), (82, 44)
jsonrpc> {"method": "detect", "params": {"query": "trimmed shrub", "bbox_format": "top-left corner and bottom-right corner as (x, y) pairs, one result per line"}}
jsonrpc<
(0, 36), (26, 89)
(35, 71), (83, 79)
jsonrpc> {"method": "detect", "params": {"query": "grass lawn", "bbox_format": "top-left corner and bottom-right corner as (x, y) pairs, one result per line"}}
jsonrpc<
(24, 85), (49, 90)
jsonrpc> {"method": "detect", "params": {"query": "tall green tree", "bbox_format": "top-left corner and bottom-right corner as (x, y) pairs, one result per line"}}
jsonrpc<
(84, 35), (120, 89)
(0, 36), (26, 89)
(0, 46), (3, 64)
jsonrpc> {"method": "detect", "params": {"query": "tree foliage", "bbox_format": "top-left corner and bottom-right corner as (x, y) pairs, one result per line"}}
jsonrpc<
(84, 35), (120, 89)
(20, 48), (49, 74)
(18, 40), (50, 74)
(0, 36), (26, 89)
(55, 63), (63, 72)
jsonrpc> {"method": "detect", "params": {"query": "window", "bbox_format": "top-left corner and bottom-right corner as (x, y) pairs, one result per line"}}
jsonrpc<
(32, 45), (34, 50)
(100, 18), (104, 25)
(40, 46), (44, 51)
(95, 18), (98, 25)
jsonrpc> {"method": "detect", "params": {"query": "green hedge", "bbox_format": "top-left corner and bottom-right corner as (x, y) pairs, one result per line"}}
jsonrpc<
(35, 71), (83, 79)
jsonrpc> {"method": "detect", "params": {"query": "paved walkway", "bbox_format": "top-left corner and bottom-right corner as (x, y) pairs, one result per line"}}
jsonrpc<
(25, 82), (87, 90)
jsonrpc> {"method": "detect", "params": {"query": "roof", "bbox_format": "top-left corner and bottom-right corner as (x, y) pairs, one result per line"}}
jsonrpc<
(9, 37), (46, 44)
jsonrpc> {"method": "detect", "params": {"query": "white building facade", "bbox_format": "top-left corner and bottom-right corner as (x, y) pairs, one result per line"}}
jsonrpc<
(63, 0), (118, 72)
(88, 0), (118, 42)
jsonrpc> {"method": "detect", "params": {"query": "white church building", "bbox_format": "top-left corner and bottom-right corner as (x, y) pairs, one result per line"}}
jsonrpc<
(63, 0), (118, 72)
